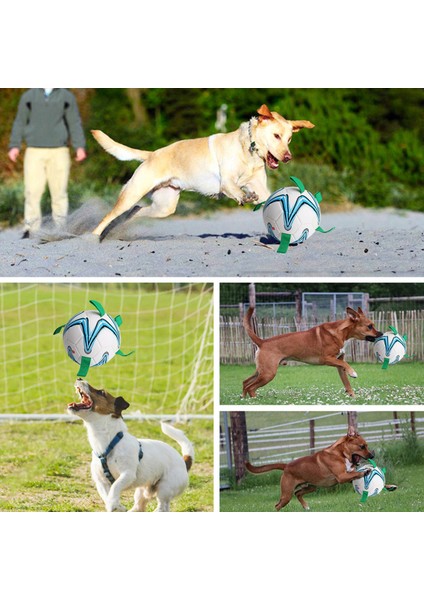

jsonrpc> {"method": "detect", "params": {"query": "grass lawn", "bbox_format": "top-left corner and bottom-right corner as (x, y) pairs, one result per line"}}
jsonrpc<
(0, 418), (213, 512)
(220, 362), (424, 405)
(220, 463), (424, 512)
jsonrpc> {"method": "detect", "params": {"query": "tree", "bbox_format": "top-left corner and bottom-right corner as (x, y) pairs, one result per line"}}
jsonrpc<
(229, 411), (249, 484)
(126, 89), (149, 127)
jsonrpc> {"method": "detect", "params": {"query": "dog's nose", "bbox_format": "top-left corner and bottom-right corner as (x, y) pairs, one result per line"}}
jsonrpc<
(368, 450), (375, 459)
(283, 151), (292, 163)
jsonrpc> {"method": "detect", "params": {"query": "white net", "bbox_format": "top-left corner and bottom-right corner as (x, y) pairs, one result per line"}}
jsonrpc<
(0, 282), (214, 417)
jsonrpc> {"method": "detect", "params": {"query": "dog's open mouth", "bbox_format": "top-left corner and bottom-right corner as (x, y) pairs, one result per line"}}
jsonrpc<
(68, 386), (93, 411)
(351, 454), (363, 466)
(266, 152), (280, 169)
(365, 334), (381, 342)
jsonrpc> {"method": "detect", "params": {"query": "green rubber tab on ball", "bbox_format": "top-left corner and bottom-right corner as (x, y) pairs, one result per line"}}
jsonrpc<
(360, 490), (369, 503)
(277, 233), (291, 254)
(388, 325), (398, 335)
(315, 191), (323, 203)
(116, 349), (134, 357)
(115, 315), (123, 326)
(89, 300), (106, 316)
(77, 356), (91, 377)
(290, 176), (305, 193)
(382, 357), (390, 370)
(368, 458), (377, 468)
(316, 226), (335, 234)
(253, 202), (266, 212)
(53, 324), (65, 335)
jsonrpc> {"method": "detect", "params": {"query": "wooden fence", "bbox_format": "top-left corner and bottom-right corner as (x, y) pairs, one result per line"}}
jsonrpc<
(220, 310), (424, 365)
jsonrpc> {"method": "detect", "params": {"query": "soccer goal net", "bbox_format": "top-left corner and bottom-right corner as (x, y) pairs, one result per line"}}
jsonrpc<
(0, 282), (214, 419)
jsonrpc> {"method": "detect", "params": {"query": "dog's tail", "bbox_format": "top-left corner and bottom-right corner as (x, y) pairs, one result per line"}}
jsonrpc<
(91, 130), (152, 162)
(246, 461), (286, 474)
(161, 422), (194, 472)
(243, 307), (263, 347)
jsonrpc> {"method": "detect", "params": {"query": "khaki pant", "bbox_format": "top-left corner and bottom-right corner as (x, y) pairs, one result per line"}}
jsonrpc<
(23, 147), (71, 232)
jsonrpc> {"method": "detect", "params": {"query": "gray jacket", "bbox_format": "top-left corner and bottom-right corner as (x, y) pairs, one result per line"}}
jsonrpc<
(9, 88), (86, 149)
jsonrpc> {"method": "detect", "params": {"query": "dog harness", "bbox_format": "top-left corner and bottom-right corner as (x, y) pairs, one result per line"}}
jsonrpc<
(94, 432), (144, 485)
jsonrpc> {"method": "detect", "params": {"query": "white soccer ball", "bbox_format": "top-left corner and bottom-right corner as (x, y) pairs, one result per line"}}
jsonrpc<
(352, 463), (385, 499)
(63, 309), (121, 368)
(263, 185), (321, 246)
(374, 331), (407, 366)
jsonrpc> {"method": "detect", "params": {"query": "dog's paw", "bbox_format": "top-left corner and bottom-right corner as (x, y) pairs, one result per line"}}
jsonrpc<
(385, 484), (398, 492)
(242, 190), (259, 204)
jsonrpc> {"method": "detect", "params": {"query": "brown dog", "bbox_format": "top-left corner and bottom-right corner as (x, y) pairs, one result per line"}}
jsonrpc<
(90, 104), (314, 239)
(243, 306), (383, 398)
(246, 429), (378, 510)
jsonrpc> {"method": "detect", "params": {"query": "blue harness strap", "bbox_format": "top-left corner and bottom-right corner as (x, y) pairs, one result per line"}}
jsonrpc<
(94, 431), (143, 484)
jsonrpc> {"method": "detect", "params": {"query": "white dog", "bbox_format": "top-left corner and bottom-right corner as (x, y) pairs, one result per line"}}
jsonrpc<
(68, 379), (194, 512)
(91, 104), (314, 239)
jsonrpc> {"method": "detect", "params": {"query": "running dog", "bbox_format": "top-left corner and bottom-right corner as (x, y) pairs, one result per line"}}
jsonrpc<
(90, 104), (314, 239)
(243, 306), (383, 398)
(68, 379), (194, 512)
(246, 428), (396, 511)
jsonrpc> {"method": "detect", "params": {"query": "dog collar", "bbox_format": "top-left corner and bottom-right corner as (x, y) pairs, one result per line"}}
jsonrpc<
(248, 118), (259, 155)
(94, 432), (144, 485)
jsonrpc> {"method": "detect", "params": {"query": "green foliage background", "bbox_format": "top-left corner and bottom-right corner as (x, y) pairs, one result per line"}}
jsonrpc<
(1, 88), (423, 224)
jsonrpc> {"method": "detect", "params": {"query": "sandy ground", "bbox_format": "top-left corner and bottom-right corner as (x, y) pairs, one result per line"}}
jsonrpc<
(0, 200), (423, 278)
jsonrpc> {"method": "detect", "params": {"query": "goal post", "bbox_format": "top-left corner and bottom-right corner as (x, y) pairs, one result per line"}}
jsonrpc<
(0, 282), (214, 419)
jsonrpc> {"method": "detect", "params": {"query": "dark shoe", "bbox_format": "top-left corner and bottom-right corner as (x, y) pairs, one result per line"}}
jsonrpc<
(22, 230), (30, 239)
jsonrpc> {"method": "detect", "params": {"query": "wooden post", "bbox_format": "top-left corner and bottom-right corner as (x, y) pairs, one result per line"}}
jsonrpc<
(239, 302), (244, 322)
(230, 411), (249, 485)
(295, 289), (302, 324)
(411, 412), (416, 434)
(347, 411), (358, 433)
(364, 293), (369, 313)
(393, 411), (400, 437)
(309, 419), (315, 454)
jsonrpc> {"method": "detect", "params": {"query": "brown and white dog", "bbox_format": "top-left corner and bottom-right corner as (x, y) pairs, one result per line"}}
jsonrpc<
(90, 104), (314, 239)
(243, 306), (383, 398)
(246, 428), (396, 511)
(68, 379), (193, 512)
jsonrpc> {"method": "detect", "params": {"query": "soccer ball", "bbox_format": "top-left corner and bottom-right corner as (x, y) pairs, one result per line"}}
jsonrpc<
(261, 176), (331, 253)
(374, 330), (407, 367)
(352, 463), (386, 500)
(62, 309), (121, 368)
(54, 300), (126, 376)
(263, 186), (321, 249)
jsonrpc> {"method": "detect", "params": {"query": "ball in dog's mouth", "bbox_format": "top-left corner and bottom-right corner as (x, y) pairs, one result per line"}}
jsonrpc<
(68, 386), (93, 411)
(266, 152), (280, 169)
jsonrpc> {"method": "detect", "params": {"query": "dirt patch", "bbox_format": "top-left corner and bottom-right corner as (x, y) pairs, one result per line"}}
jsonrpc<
(1, 202), (423, 277)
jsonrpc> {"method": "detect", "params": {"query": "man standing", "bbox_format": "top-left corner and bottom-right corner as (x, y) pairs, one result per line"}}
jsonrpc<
(8, 88), (87, 237)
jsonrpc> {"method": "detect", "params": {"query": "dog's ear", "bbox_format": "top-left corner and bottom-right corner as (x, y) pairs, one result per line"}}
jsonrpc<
(346, 307), (359, 321)
(114, 396), (130, 417)
(257, 104), (274, 121)
(357, 306), (364, 315)
(347, 425), (357, 437)
(289, 120), (315, 132)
